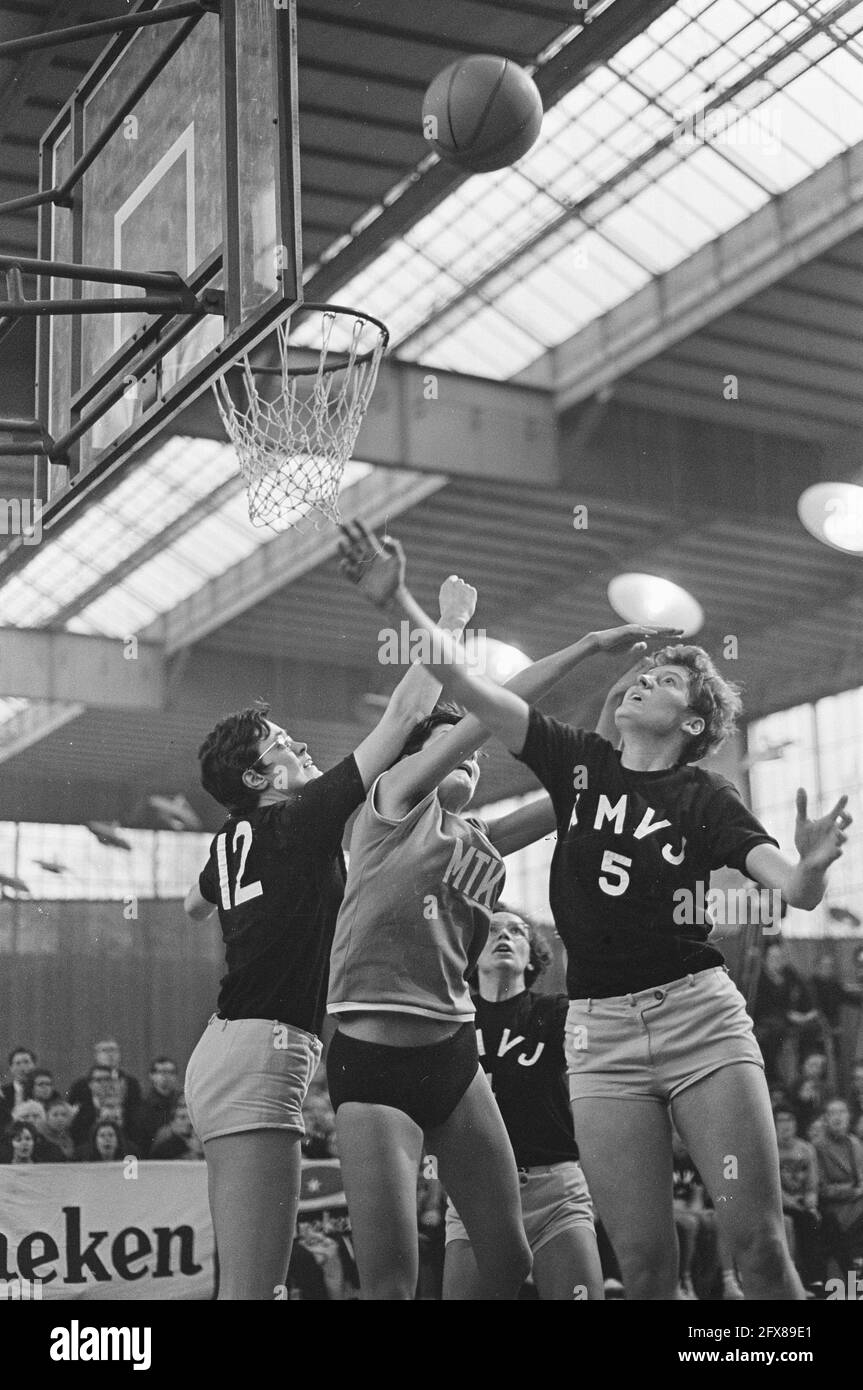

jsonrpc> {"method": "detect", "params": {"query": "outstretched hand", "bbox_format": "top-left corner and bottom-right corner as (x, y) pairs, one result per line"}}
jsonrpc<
(794, 789), (852, 871)
(338, 520), (405, 609)
(592, 624), (684, 655)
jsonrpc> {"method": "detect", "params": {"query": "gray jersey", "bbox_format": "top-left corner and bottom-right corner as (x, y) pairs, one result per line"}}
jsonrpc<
(328, 776), (505, 1022)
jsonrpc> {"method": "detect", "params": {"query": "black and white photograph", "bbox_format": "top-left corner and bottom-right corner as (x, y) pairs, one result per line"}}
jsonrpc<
(0, 0), (861, 1360)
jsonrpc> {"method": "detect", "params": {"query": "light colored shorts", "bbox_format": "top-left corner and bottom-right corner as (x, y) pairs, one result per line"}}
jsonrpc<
(185, 1014), (322, 1143)
(565, 966), (764, 1105)
(445, 1160), (594, 1255)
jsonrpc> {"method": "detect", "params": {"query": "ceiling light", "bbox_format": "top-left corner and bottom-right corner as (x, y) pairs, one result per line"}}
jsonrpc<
(798, 483), (863, 555)
(607, 573), (703, 637)
(469, 636), (531, 684)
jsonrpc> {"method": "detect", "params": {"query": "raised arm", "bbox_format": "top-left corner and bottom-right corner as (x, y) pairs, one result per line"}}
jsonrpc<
(338, 522), (679, 815)
(483, 793), (558, 857)
(340, 522), (680, 755)
(745, 789), (852, 911)
(350, 565), (476, 791)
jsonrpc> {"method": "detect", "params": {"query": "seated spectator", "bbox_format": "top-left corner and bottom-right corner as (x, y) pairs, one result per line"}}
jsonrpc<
(131, 1057), (179, 1156)
(815, 1098), (863, 1271)
(752, 942), (821, 1087)
(1, 1119), (40, 1164)
(25, 1068), (61, 1110)
(10, 1098), (71, 1163)
(68, 1039), (141, 1134)
(793, 1052), (830, 1135)
(12, 1097), (47, 1132)
(774, 1105), (824, 1291)
(0, 1047), (36, 1129)
(68, 1063), (121, 1147)
(76, 1118), (139, 1163)
(149, 1097), (202, 1160)
(807, 1114), (827, 1146)
(96, 1098), (129, 1132)
(41, 1099), (76, 1161)
(288, 1224), (358, 1301)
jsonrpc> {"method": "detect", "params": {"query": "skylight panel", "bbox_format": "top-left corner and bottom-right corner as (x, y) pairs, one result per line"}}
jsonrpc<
(307, 0), (863, 384)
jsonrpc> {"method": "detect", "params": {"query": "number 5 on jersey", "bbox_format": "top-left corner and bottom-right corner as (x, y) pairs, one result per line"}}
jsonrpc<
(216, 821), (263, 908)
(599, 849), (632, 897)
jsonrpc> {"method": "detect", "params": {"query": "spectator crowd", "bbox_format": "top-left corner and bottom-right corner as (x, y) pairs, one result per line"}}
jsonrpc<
(0, 1038), (202, 1167)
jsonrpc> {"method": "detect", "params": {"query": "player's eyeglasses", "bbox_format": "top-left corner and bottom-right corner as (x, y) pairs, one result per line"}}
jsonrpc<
(247, 731), (293, 772)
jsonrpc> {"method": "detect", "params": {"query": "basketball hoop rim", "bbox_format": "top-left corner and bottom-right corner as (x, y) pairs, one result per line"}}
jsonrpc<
(251, 300), (390, 377)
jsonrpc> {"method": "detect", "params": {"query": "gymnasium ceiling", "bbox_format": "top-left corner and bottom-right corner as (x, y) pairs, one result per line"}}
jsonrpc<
(0, 0), (862, 832)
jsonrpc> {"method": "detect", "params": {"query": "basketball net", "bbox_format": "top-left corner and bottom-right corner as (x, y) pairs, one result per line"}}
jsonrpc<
(213, 305), (388, 528)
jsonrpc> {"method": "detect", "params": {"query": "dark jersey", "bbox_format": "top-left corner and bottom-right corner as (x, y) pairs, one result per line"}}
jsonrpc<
(475, 990), (577, 1168)
(198, 756), (366, 1034)
(515, 709), (778, 998)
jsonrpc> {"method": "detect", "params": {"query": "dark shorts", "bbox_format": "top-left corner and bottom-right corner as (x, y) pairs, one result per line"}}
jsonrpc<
(326, 1023), (479, 1130)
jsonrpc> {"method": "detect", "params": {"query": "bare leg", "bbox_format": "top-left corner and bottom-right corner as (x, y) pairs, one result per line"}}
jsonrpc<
(335, 1102), (424, 1300)
(445, 1226), (604, 1301)
(442, 1238), (482, 1300)
(675, 1209), (698, 1293)
(672, 1063), (804, 1300)
(429, 1071), (532, 1300)
(532, 1227), (605, 1301)
(204, 1129), (302, 1300)
(571, 1097), (678, 1300)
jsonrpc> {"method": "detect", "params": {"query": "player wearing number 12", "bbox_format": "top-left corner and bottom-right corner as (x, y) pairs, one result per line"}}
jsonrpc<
(182, 569), (477, 1300)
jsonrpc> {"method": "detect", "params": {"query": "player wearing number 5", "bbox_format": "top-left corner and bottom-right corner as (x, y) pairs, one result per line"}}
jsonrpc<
(356, 525), (853, 1301)
(181, 573), (478, 1300)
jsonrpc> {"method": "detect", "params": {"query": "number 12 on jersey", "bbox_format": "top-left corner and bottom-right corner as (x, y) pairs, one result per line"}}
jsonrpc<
(216, 821), (263, 909)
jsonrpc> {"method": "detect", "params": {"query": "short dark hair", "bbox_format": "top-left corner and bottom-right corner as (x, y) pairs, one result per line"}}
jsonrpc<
(773, 1106), (796, 1123)
(399, 699), (464, 760)
(8, 1046), (35, 1067)
(647, 644), (742, 763)
(84, 1118), (125, 1160)
(6, 1119), (39, 1143)
(30, 1068), (53, 1083)
(198, 704), (272, 811)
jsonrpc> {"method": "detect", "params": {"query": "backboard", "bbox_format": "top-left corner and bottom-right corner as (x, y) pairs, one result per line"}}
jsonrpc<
(35, 0), (302, 524)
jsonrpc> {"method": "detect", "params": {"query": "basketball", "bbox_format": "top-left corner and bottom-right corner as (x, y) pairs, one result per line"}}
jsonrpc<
(422, 55), (543, 174)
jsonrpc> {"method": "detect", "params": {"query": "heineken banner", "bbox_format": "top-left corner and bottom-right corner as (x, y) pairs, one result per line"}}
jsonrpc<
(0, 1162), (215, 1301)
(0, 1159), (348, 1301)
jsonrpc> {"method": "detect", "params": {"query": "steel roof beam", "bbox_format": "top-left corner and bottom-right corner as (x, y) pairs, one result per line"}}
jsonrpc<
(548, 144), (863, 411)
(0, 628), (164, 707)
